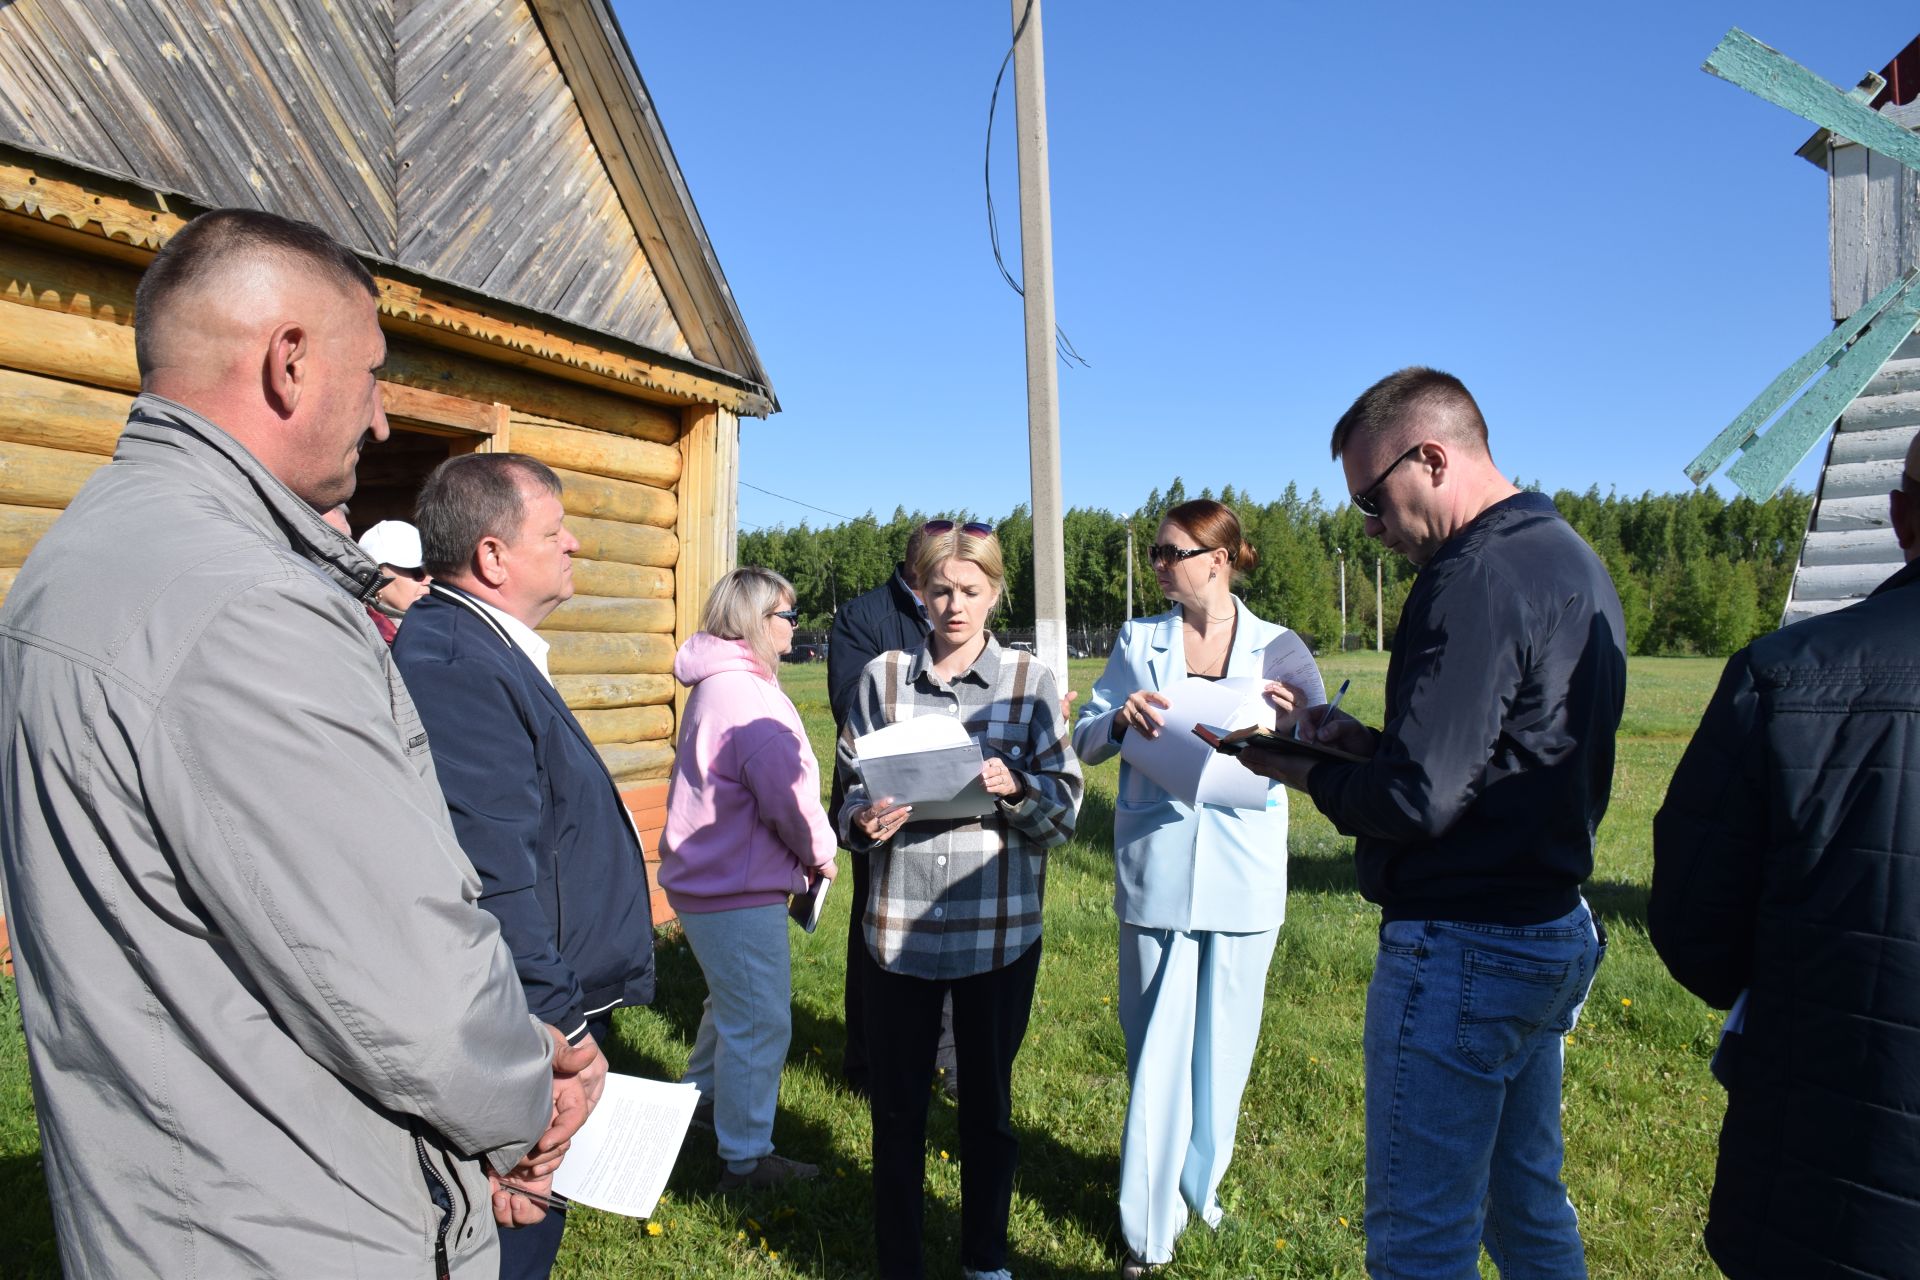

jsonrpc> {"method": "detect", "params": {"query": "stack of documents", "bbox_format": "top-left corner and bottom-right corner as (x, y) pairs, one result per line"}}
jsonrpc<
(852, 715), (996, 821)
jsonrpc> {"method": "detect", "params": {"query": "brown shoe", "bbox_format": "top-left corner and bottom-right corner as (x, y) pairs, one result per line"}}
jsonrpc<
(1119, 1254), (1161, 1280)
(716, 1152), (820, 1191)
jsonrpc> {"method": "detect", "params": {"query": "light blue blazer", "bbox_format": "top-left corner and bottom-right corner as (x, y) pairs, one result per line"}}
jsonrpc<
(1073, 599), (1325, 933)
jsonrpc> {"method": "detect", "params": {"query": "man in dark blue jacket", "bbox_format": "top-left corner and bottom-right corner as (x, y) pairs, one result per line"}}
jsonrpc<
(827, 527), (936, 1096)
(396, 453), (656, 1280)
(1650, 436), (1920, 1280)
(1246, 368), (1623, 1280)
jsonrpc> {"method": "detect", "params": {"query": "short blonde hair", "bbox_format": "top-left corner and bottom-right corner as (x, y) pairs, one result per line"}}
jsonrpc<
(914, 525), (1004, 596)
(699, 566), (794, 677)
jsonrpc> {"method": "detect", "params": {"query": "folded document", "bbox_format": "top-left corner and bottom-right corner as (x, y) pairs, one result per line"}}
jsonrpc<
(853, 714), (995, 821)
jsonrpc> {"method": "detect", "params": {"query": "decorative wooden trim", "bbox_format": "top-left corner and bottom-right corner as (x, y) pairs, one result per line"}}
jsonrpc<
(378, 277), (772, 417)
(0, 160), (188, 252)
(0, 154), (775, 419)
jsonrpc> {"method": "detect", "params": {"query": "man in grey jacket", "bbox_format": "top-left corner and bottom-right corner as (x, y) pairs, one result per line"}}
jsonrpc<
(0, 209), (586, 1277)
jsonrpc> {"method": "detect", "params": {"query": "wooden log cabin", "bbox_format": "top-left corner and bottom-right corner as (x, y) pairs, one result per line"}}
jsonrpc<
(0, 0), (771, 931)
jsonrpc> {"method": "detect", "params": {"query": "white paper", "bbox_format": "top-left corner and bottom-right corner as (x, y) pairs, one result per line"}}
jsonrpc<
(854, 715), (994, 821)
(1119, 676), (1279, 811)
(549, 1074), (700, 1219)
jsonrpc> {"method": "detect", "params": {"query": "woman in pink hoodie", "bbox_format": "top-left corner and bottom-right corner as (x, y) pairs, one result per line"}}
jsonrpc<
(658, 567), (837, 1191)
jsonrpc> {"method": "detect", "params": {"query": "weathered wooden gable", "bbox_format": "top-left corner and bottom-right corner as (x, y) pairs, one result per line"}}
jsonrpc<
(0, 0), (768, 401)
(0, 0), (395, 255)
(395, 0), (690, 360)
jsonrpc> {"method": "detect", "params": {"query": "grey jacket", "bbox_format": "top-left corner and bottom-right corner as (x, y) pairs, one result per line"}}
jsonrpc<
(0, 396), (555, 1278)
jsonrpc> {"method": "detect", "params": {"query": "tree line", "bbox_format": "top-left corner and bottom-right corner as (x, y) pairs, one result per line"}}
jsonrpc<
(737, 478), (1813, 657)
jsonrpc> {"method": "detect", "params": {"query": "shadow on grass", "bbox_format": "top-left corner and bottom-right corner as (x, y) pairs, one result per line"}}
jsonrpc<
(1584, 877), (1649, 933)
(1287, 843), (1359, 896)
(0, 1152), (57, 1279)
(631, 861), (1127, 1276)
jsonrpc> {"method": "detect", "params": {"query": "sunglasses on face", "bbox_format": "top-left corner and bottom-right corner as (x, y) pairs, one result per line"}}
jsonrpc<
(1147, 544), (1212, 566)
(385, 565), (428, 581)
(923, 519), (994, 537)
(1351, 444), (1426, 519)
(770, 608), (799, 623)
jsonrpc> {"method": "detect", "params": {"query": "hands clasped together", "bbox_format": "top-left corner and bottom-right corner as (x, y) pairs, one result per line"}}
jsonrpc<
(488, 1025), (610, 1227)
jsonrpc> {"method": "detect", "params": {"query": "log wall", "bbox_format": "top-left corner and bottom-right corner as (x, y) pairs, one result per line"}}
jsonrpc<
(0, 205), (702, 909)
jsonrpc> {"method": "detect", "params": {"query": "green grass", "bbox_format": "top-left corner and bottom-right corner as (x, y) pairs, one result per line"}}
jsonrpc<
(0, 655), (1730, 1278)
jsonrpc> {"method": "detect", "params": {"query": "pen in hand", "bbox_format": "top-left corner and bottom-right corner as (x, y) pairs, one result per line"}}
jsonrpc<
(1297, 678), (1350, 741)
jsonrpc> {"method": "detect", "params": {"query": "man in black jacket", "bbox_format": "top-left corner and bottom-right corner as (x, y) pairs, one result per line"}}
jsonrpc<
(396, 453), (656, 1280)
(1650, 435), (1920, 1280)
(1246, 368), (1623, 1279)
(827, 526), (945, 1096)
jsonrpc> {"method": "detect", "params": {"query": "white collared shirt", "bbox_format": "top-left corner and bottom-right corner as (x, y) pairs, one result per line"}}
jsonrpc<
(430, 585), (554, 686)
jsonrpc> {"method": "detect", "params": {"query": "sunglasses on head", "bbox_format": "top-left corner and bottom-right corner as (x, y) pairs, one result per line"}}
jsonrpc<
(1147, 544), (1212, 566)
(923, 519), (994, 537)
(770, 608), (799, 623)
(1351, 444), (1426, 519)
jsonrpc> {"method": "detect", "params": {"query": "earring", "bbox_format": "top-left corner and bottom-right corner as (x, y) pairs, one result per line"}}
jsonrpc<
(1208, 570), (1216, 582)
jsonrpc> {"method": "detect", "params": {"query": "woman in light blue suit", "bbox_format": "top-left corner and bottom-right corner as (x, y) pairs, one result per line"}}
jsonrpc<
(1073, 499), (1325, 1278)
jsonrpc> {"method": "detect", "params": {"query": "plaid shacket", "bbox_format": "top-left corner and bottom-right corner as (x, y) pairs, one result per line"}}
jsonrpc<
(836, 635), (1082, 980)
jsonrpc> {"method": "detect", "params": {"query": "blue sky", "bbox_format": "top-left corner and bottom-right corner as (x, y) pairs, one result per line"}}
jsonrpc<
(616, 3), (1919, 532)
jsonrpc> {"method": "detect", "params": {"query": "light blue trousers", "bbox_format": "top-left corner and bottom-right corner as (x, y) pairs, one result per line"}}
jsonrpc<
(1118, 923), (1280, 1264)
(679, 903), (792, 1172)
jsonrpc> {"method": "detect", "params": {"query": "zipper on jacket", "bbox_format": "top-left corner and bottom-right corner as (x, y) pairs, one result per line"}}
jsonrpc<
(414, 1135), (454, 1280)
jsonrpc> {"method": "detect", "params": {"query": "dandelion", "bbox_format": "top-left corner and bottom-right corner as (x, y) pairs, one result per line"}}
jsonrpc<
(760, 1237), (769, 1251)
(1275, 1237), (1288, 1250)
(939, 1149), (950, 1160)
(645, 1222), (663, 1237)
(1100, 996), (1110, 1005)
(1621, 998), (1632, 1008)
(1339, 1217), (1349, 1227)
(736, 1231), (747, 1242)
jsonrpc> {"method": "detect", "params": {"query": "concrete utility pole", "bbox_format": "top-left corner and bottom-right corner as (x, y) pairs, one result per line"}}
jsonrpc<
(1124, 521), (1133, 622)
(1336, 548), (1351, 652)
(1010, 0), (1068, 682)
(1375, 558), (1384, 651)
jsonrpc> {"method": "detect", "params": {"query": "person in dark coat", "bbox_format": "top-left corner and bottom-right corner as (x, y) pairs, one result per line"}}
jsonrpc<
(826, 525), (949, 1097)
(395, 452), (656, 1280)
(1650, 434), (1920, 1280)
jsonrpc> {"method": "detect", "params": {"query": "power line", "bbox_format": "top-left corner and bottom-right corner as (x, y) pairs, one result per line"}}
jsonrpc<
(739, 480), (860, 523)
(986, 0), (1089, 369)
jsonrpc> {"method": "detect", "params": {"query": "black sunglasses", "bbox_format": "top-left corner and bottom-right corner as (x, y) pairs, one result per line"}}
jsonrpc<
(1351, 444), (1426, 518)
(1147, 544), (1212, 566)
(770, 608), (799, 623)
(385, 565), (428, 581)
(923, 519), (994, 537)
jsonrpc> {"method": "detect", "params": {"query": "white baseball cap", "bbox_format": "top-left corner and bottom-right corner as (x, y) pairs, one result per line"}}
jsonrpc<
(357, 520), (424, 570)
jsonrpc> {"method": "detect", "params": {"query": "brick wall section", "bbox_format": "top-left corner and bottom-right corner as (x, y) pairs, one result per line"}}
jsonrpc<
(621, 780), (674, 926)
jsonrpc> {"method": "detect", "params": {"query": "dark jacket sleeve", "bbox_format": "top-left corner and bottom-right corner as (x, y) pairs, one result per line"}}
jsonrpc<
(1649, 649), (1766, 1010)
(1308, 558), (1526, 841)
(401, 651), (585, 1032)
(828, 594), (885, 726)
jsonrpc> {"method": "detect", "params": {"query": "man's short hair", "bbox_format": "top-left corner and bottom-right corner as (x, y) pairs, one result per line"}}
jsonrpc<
(901, 524), (931, 587)
(415, 453), (563, 579)
(1330, 366), (1490, 461)
(134, 209), (378, 377)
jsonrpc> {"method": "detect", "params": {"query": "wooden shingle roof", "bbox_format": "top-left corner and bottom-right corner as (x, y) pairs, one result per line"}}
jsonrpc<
(0, 0), (772, 410)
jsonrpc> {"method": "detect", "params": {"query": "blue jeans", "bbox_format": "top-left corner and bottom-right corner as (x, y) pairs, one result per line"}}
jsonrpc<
(1364, 902), (1603, 1280)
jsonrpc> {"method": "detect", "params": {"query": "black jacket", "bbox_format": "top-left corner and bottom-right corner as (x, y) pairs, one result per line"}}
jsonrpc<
(1651, 559), (1920, 1280)
(826, 568), (929, 826)
(394, 588), (655, 1036)
(1308, 493), (1627, 924)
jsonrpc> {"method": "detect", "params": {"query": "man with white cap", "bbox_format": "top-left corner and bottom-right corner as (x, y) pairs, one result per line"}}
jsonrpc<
(358, 517), (431, 640)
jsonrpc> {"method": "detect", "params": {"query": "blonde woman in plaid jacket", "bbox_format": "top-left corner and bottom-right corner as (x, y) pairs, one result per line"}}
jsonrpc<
(837, 521), (1083, 1280)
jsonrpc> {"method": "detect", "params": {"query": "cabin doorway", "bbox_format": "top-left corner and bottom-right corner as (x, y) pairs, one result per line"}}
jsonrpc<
(339, 385), (507, 539)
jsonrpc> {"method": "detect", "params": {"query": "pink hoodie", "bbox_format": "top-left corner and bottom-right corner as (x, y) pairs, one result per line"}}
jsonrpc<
(657, 632), (836, 914)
